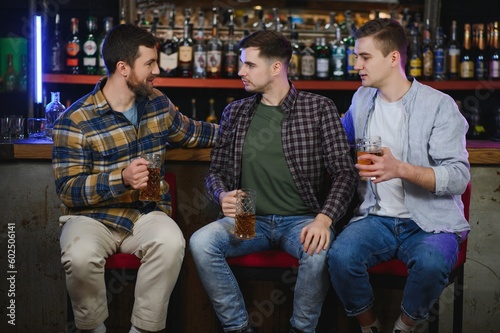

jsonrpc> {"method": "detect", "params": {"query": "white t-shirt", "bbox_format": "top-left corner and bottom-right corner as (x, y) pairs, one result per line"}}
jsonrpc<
(367, 94), (411, 218)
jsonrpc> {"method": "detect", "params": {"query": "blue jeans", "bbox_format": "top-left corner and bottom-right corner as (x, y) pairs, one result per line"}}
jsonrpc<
(190, 215), (332, 333)
(328, 215), (459, 321)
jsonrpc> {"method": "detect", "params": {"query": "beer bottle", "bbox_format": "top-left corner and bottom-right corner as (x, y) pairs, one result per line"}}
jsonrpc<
(82, 16), (98, 75)
(460, 23), (475, 80)
(421, 20), (434, 80)
(223, 10), (238, 79)
(50, 13), (65, 73)
(489, 21), (500, 80)
(475, 24), (487, 80)
(433, 26), (446, 81)
(66, 17), (81, 74)
(446, 20), (461, 80)
(2, 54), (16, 92)
(206, 7), (223, 78)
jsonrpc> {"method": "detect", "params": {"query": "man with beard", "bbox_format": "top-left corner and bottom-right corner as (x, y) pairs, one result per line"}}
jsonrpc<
(52, 24), (218, 333)
(189, 30), (356, 333)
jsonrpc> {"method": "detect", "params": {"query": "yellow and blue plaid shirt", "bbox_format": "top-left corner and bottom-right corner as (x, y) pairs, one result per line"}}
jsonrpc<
(52, 77), (218, 232)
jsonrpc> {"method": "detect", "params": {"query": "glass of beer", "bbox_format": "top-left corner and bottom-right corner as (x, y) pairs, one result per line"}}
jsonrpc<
(356, 136), (382, 181)
(139, 153), (162, 201)
(234, 188), (257, 239)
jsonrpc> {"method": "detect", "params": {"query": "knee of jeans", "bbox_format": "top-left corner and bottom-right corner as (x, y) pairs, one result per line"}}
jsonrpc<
(327, 243), (358, 272)
(300, 249), (328, 270)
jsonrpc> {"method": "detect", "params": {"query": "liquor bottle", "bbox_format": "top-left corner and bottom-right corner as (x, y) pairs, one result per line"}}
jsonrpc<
(206, 7), (223, 79)
(407, 23), (422, 79)
(50, 13), (65, 73)
(2, 54), (16, 92)
(421, 20), (434, 80)
(224, 10), (238, 78)
(97, 17), (113, 76)
(331, 24), (346, 80)
(16, 55), (27, 92)
(300, 40), (315, 80)
(178, 12), (194, 78)
(82, 16), (98, 75)
(446, 20), (461, 80)
(66, 17), (81, 74)
(206, 98), (218, 123)
(489, 21), (500, 80)
(193, 12), (207, 79)
(253, 8), (266, 31)
(433, 26), (446, 81)
(475, 24), (487, 80)
(159, 9), (179, 77)
(45, 91), (66, 140)
(345, 23), (358, 80)
(324, 12), (337, 31)
(315, 37), (330, 79)
(288, 28), (301, 81)
(191, 98), (198, 120)
(460, 23), (475, 80)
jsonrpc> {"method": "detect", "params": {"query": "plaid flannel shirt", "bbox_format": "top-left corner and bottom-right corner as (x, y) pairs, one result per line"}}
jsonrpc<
(206, 83), (357, 224)
(52, 78), (218, 232)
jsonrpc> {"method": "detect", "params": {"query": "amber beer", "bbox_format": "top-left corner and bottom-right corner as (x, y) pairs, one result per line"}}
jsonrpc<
(139, 153), (162, 201)
(356, 136), (382, 180)
(234, 212), (256, 239)
(139, 167), (161, 201)
(234, 188), (257, 239)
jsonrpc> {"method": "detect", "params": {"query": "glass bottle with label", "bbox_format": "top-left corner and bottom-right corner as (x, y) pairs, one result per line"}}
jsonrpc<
(433, 26), (446, 81)
(224, 10), (238, 79)
(475, 24), (487, 80)
(159, 8), (179, 77)
(331, 24), (346, 80)
(193, 11), (207, 79)
(407, 23), (422, 79)
(288, 28), (301, 81)
(50, 13), (65, 73)
(83, 16), (98, 75)
(446, 20), (461, 80)
(460, 23), (475, 80)
(345, 23), (358, 80)
(315, 37), (330, 79)
(421, 20), (434, 80)
(489, 21), (500, 80)
(206, 7), (223, 79)
(97, 17), (113, 76)
(45, 92), (66, 140)
(178, 10), (194, 78)
(300, 40), (315, 80)
(206, 98), (218, 123)
(66, 18), (81, 74)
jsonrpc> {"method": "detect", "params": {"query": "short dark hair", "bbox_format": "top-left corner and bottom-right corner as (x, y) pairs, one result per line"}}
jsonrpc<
(355, 18), (408, 67)
(238, 30), (292, 68)
(102, 24), (157, 74)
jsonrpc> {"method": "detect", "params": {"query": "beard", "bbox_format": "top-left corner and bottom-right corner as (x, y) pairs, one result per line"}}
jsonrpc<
(126, 70), (154, 98)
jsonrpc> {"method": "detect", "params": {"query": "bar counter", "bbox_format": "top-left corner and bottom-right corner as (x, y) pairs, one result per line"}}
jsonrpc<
(1, 138), (499, 164)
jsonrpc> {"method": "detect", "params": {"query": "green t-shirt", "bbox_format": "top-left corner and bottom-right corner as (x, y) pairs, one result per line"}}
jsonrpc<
(241, 103), (312, 216)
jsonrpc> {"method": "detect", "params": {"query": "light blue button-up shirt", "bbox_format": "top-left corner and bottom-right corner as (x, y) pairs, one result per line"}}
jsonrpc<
(342, 78), (471, 233)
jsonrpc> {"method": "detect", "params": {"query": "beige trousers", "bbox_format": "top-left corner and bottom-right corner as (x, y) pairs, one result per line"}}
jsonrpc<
(60, 211), (185, 332)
